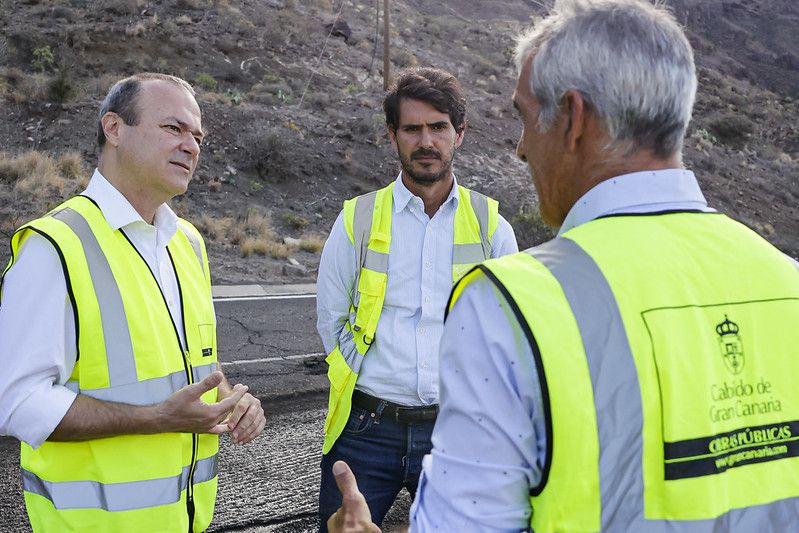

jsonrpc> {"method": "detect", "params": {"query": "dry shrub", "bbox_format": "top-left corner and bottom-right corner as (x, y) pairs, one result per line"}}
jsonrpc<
(195, 214), (235, 241)
(240, 238), (290, 258)
(299, 235), (325, 253)
(392, 48), (418, 68)
(708, 113), (755, 148)
(264, 241), (292, 259)
(243, 125), (296, 182)
(229, 226), (244, 245)
(57, 151), (85, 181)
(84, 73), (121, 99)
(0, 150), (86, 199)
(125, 21), (147, 38)
(197, 210), (293, 258)
(243, 210), (274, 239)
(6, 73), (49, 103)
(240, 237), (268, 258)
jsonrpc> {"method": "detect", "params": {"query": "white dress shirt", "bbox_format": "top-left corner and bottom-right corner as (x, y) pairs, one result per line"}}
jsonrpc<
(0, 169), (185, 448)
(409, 169), (716, 531)
(316, 173), (518, 406)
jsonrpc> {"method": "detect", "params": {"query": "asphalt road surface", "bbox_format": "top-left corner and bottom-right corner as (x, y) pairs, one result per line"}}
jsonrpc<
(0, 285), (412, 532)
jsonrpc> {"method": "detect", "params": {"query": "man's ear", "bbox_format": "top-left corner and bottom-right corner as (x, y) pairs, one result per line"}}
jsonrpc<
(561, 89), (587, 153)
(101, 112), (123, 148)
(454, 122), (466, 148)
(387, 125), (397, 149)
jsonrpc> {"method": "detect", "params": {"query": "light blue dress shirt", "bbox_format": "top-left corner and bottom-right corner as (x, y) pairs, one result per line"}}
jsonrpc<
(315, 173), (518, 406)
(409, 169), (716, 531)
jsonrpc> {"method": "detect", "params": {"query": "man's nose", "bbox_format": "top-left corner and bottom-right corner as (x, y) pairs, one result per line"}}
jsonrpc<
(419, 127), (434, 148)
(182, 134), (200, 156)
(516, 134), (527, 162)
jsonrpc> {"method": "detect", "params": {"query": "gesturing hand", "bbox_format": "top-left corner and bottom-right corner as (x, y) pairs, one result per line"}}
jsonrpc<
(327, 461), (381, 533)
(157, 371), (248, 434)
(220, 390), (265, 445)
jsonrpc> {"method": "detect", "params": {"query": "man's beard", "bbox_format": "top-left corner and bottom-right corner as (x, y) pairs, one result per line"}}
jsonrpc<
(398, 146), (455, 185)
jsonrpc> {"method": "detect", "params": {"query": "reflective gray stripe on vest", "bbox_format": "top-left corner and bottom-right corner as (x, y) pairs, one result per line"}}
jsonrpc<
(531, 237), (643, 529)
(337, 326), (365, 374)
(192, 361), (218, 383)
(22, 454), (218, 512)
(351, 191), (378, 308)
(177, 220), (205, 276)
(467, 190), (492, 260)
(530, 237), (798, 530)
(52, 208), (137, 387)
(363, 248), (388, 273)
(63, 362), (218, 405)
(452, 242), (486, 265)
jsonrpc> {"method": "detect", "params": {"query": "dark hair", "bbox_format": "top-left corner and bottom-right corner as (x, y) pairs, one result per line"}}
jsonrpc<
(383, 67), (466, 133)
(96, 73), (195, 149)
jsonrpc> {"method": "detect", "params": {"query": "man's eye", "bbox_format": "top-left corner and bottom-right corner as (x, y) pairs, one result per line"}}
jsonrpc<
(164, 125), (181, 133)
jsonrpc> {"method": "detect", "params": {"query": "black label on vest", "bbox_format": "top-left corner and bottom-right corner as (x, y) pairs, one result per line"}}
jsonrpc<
(664, 420), (799, 479)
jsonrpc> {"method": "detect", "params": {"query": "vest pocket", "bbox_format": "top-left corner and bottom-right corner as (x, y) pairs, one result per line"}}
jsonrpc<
(198, 324), (214, 357)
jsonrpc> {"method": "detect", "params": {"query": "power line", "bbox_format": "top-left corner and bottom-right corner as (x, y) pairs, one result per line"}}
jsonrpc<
(297, 0), (348, 109)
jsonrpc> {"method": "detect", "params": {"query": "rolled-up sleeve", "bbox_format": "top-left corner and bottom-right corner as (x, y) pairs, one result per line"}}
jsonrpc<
(0, 233), (78, 448)
(315, 211), (357, 354)
(409, 272), (546, 532)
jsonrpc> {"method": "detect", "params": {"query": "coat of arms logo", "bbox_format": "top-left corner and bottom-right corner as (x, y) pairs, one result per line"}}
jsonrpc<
(716, 315), (744, 374)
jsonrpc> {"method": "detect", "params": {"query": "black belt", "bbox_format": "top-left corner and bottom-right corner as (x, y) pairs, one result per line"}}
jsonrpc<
(352, 389), (438, 423)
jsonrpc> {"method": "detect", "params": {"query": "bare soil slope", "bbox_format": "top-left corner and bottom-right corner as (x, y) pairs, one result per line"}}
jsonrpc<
(1, 0), (797, 283)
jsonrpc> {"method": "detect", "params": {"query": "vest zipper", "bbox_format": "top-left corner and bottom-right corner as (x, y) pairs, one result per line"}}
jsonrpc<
(168, 247), (197, 533)
(120, 233), (198, 532)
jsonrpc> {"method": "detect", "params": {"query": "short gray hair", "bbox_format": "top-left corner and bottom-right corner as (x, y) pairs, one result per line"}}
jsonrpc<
(515, 0), (697, 158)
(97, 73), (195, 149)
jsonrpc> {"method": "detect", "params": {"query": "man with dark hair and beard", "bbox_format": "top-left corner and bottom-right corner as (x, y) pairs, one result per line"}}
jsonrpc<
(316, 67), (517, 529)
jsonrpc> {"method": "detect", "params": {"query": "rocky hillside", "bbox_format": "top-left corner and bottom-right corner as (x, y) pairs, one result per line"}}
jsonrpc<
(1, 0), (797, 283)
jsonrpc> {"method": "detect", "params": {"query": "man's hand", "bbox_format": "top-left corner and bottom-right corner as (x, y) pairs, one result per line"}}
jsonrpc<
(219, 388), (265, 445)
(49, 370), (248, 441)
(327, 461), (381, 533)
(157, 370), (248, 434)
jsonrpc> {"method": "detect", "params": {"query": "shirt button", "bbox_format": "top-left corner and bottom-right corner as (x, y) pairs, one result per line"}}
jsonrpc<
(424, 296), (431, 304)
(421, 361), (428, 369)
(419, 327), (425, 334)
(425, 262), (432, 269)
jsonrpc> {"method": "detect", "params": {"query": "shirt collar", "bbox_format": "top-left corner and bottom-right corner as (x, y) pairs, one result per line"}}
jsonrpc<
(558, 168), (711, 235)
(392, 171), (460, 213)
(83, 169), (178, 238)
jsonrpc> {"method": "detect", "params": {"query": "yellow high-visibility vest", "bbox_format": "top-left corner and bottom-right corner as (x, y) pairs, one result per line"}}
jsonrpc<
(4, 195), (219, 532)
(322, 181), (499, 454)
(452, 211), (799, 531)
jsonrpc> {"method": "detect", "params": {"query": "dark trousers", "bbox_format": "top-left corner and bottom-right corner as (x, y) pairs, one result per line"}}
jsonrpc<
(318, 401), (435, 531)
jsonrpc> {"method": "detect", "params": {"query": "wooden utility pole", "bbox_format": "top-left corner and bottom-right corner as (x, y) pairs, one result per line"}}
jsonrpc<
(383, 0), (391, 90)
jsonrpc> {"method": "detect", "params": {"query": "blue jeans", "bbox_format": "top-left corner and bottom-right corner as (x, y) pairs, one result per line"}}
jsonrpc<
(318, 402), (435, 531)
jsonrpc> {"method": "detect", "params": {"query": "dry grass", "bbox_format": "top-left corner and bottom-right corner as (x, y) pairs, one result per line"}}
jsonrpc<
(0, 150), (87, 196)
(243, 210), (273, 237)
(0, 151), (88, 240)
(196, 210), (297, 259)
(298, 236), (325, 253)
(57, 151), (85, 181)
(240, 238), (291, 259)
(195, 214), (235, 241)
(240, 237), (268, 257)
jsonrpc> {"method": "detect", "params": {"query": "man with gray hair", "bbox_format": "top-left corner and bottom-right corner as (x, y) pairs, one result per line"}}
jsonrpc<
(326, 0), (799, 531)
(0, 72), (265, 532)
